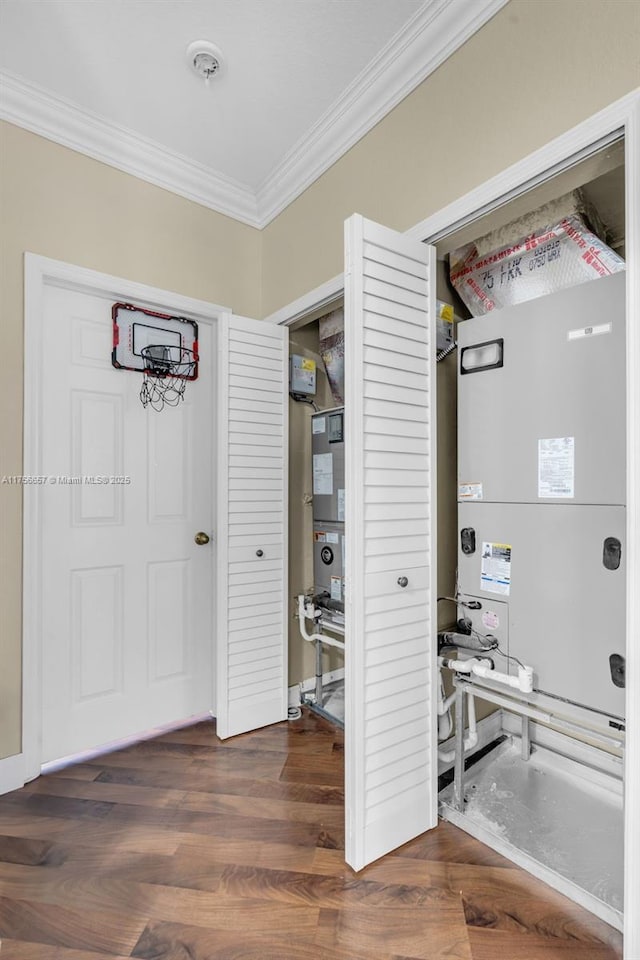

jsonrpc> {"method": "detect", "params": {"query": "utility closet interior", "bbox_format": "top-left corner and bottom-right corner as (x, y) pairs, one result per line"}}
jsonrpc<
(288, 136), (626, 930)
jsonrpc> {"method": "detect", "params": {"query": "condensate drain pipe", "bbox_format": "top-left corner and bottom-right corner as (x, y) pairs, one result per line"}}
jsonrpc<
(438, 686), (477, 764)
(440, 654), (534, 694)
(297, 594), (345, 707)
(438, 654), (494, 753)
(296, 595), (345, 651)
(437, 654), (535, 765)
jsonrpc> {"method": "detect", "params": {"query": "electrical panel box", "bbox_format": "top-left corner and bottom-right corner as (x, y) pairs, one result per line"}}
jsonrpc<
(290, 354), (316, 396)
(311, 407), (345, 523)
(457, 273), (626, 719)
(436, 299), (455, 354)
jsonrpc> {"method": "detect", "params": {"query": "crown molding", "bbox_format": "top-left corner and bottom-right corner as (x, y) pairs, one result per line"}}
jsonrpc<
(0, 0), (508, 230)
(254, 0), (510, 227)
(0, 70), (260, 227)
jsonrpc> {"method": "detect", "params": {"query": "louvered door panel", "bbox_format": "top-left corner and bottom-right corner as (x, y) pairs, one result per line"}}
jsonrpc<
(345, 214), (436, 871)
(216, 314), (288, 739)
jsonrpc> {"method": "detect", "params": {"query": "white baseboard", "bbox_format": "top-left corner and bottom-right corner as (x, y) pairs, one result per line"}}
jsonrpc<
(289, 667), (345, 707)
(0, 753), (25, 796)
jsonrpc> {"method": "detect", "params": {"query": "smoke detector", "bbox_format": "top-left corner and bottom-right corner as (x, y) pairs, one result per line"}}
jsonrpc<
(186, 40), (224, 86)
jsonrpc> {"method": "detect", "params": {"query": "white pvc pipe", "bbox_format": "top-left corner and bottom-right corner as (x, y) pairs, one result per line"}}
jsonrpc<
(438, 655), (534, 694)
(441, 689), (456, 715)
(472, 660), (534, 693)
(296, 595), (345, 651)
(438, 688), (478, 764)
(437, 674), (453, 740)
(436, 651), (534, 765)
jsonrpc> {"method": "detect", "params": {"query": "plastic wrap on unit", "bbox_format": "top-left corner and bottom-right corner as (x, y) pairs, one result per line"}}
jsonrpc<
(319, 308), (344, 405)
(450, 214), (625, 317)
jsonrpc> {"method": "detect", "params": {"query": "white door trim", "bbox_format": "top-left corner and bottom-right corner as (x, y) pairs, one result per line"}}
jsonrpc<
(266, 88), (640, 958)
(22, 253), (230, 784)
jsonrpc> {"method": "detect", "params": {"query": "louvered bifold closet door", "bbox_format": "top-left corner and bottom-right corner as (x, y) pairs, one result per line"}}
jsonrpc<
(216, 314), (288, 739)
(344, 214), (437, 871)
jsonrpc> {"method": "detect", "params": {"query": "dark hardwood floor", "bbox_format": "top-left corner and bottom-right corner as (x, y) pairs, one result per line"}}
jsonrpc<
(0, 712), (623, 959)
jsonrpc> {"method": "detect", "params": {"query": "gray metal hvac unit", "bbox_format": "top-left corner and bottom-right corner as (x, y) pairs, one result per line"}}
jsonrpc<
(311, 407), (345, 608)
(457, 271), (626, 719)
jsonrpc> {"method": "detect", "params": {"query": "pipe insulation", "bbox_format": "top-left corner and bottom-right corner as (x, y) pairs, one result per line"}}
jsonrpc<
(439, 630), (498, 652)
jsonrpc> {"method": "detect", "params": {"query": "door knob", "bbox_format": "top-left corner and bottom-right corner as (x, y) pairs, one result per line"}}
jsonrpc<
(194, 531), (210, 545)
(397, 576), (409, 588)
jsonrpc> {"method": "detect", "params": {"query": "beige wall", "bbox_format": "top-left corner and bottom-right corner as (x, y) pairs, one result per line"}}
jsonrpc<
(0, 122), (262, 759)
(261, 0), (640, 317)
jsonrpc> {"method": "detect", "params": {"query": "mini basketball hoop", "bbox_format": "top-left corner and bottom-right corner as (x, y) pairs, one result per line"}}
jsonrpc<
(139, 344), (196, 411)
(111, 302), (199, 412)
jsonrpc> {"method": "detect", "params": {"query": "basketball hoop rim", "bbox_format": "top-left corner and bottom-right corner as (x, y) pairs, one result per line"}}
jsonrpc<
(140, 344), (197, 381)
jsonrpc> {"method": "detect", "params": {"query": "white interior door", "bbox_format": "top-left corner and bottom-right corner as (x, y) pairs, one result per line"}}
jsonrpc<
(344, 214), (437, 870)
(40, 284), (214, 763)
(215, 314), (288, 739)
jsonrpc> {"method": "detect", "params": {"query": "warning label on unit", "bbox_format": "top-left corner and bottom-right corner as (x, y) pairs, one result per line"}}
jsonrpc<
(313, 453), (333, 495)
(482, 609), (500, 630)
(330, 576), (342, 601)
(314, 530), (339, 544)
(312, 417), (326, 434)
(458, 481), (483, 501)
(481, 542), (512, 596)
(538, 437), (575, 498)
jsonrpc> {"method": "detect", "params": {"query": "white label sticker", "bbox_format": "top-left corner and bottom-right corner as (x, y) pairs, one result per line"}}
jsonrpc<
(337, 488), (345, 521)
(481, 542), (512, 596)
(459, 481), (483, 501)
(482, 610), (500, 630)
(330, 576), (342, 601)
(567, 322), (612, 341)
(325, 531), (339, 544)
(313, 452), (333, 495)
(314, 531), (326, 543)
(538, 437), (574, 498)
(312, 417), (326, 434)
